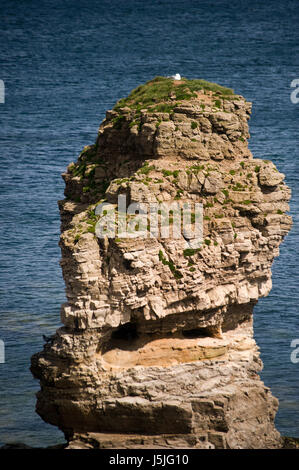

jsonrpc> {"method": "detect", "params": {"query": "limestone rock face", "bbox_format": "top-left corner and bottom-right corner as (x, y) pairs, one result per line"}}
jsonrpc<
(31, 77), (292, 449)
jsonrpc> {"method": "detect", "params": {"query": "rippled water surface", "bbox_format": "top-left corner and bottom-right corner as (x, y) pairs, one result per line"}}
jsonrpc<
(0, 0), (298, 446)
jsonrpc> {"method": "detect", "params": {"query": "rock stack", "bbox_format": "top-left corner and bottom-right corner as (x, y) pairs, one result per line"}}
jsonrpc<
(31, 77), (292, 448)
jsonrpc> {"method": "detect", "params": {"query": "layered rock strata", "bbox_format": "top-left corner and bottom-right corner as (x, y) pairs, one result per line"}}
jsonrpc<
(31, 77), (292, 448)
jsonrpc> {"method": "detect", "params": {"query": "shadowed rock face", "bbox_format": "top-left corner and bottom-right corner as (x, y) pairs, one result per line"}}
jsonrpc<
(31, 77), (292, 449)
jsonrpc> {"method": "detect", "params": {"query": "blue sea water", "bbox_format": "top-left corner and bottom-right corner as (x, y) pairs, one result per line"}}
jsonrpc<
(0, 0), (298, 447)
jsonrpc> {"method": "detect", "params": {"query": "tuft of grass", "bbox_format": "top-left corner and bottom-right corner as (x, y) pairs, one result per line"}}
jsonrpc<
(191, 121), (198, 129)
(174, 189), (183, 200)
(87, 225), (96, 234)
(232, 182), (244, 191)
(189, 164), (205, 175)
(138, 161), (155, 175)
(162, 169), (179, 178)
(183, 248), (201, 257)
(153, 103), (174, 113)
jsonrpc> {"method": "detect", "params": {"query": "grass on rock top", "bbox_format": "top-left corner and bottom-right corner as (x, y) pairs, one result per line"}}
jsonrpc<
(113, 76), (236, 112)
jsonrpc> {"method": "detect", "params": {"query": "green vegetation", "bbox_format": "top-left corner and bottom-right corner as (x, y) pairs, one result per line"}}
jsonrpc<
(223, 198), (233, 204)
(232, 182), (245, 191)
(68, 144), (111, 202)
(241, 200), (252, 205)
(113, 76), (236, 112)
(174, 189), (183, 200)
(183, 248), (201, 257)
(114, 177), (131, 185)
(138, 161), (156, 175)
(191, 121), (198, 129)
(188, 164), (205, 175)
(72, 162), (87, 178)
(162, 169), (173, 177)
(162, 169), (180, 178)
(158, 250), (183, 280)
(112, 114), (126, 129)
(154, 103), (174, 113)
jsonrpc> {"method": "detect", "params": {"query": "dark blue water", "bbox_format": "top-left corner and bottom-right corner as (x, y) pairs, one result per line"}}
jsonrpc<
(0, 0), (298, 447)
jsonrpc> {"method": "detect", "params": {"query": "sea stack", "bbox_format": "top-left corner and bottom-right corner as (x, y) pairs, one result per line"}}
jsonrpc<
(31, 77), (292, 449)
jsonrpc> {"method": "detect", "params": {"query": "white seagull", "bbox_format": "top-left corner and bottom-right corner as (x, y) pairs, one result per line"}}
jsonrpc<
(171, 73), (181, 80)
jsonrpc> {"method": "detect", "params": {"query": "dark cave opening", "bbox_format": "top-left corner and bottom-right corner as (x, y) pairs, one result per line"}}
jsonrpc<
(182, 327), (210, 338)
(110, 322), (138, 341)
